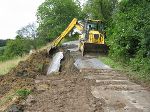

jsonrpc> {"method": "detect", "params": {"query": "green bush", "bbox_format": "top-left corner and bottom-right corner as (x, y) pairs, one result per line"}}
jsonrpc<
(4, 38), (31, 57)
(0, 47), (5, 56)
(107, 0), (150, 75)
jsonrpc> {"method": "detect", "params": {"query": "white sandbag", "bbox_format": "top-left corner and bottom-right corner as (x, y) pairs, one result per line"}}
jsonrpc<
(47, 52), (64, 75)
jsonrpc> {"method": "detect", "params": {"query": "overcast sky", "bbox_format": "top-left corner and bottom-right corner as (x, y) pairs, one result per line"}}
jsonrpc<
(0, 0), (45, 39)
(0, 0), (86, 40)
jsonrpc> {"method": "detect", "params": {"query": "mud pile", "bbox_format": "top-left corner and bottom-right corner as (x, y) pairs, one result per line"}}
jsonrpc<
(60, 50), (78, 75)
(0, 49), (50, 98)
(14, 50), (50, 78)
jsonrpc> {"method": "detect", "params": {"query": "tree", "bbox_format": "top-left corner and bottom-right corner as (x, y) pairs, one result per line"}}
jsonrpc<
(17, 23), (37, 39)
(0, 39), (7, 47)
(107, 0), (150, 74)
(36, 0), (83, 40)
(17, 23), (37, 49)
(83, 0), (118, 21)
(4, 35), (31, 57)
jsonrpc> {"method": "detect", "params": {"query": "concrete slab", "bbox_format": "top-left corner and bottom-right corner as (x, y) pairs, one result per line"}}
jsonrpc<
(74, 58), (111, 70)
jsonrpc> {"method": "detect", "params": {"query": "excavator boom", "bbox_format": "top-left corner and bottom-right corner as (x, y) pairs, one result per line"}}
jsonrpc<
(48, 18), (80, 53)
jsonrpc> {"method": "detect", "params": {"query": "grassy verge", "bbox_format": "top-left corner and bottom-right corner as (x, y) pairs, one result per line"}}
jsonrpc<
(99, 56), (150, 84)
(99, 56), (124, 70)
(0, 56), (28, 76)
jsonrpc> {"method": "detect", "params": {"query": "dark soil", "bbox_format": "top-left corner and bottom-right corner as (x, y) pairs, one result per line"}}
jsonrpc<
(0, 49), (51, 110)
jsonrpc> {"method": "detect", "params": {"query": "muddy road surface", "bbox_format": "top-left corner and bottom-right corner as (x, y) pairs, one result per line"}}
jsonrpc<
(7, 41), (150, 112)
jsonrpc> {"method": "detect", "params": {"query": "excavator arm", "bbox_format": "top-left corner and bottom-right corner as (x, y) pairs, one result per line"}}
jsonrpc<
(48, 18), (83, 53)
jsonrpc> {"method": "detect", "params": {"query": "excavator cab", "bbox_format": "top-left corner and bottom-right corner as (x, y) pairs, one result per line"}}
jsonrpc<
(86, 20), (104, 32)
(79, 19), (108, 56)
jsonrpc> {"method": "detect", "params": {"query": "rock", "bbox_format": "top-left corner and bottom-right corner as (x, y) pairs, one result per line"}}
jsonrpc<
(36, 84), (49, 91)
(24, 95), (36, 106)
(6, 104), (23, 112)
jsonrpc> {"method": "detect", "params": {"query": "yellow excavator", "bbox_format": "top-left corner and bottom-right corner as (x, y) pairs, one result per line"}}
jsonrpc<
(48, 18), (108, 56)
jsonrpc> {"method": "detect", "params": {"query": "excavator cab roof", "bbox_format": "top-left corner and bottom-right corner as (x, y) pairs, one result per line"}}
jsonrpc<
(79, 19), (103, 24)
(86, 19), (103, 23)
(83, 19), (104, 32)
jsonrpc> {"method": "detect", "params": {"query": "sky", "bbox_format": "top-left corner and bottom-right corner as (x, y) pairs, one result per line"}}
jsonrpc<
(0, 0), (86, 40)
(0, 0), (44, 39)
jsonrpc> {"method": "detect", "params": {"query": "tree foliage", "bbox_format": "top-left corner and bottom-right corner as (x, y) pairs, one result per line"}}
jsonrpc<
(17, 23), (37, 49)
(83, 0), (118, 21)
(0, 39), (7, 47)
(82, 0), (150, 76)
(107, 0), (150, 74)
(17, 23), (37, 39)
(4, 36), (31, 57)
(37, 0), (83, 40)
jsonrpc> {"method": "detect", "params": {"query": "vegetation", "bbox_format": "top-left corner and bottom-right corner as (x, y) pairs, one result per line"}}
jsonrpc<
(0, 39), (7, 47)
(0, 46), (5, 56)
(4, 37), (31, 58)
(84, 0), (150, 80)
(83, 0), (117, 22)
(0, 90), (17, 107)
(0, 89), (31, 107)
(107, 0), (150, 79)
(37, 0), (83, 40)
(99, 56), (124, 70)
(16, 89), (31, 98)
(0, 56), (27, 76)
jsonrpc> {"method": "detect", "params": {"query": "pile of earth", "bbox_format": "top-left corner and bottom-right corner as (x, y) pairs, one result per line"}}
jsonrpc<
(3, 47), (82, 111)
(0, 49), (51, 107)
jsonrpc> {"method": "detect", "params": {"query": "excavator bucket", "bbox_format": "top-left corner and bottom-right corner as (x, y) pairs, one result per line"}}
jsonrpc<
(47, 46), (58, 56)
(47, 46), (53, 55)
(83, 43), (109, 55)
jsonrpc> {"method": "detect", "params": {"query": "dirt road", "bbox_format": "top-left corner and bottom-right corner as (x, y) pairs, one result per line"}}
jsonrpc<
(23, 41), (150, 112)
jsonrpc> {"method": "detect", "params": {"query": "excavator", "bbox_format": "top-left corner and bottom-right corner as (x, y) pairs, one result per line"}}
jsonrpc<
(48, 18), (108, 56)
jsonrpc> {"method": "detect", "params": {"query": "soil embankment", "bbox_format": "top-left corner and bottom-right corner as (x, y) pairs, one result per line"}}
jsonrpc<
(1, 41), (150, 112)
(0, 49), (50, 111)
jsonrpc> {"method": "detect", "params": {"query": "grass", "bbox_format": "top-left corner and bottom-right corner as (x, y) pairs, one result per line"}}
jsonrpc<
(99, 56), (150, 83)
(99, 56), (125, 70)
(16, 89), (31, 98)
(0, 90), (17, 108)
(99, 56), (135, 78)
(99, 56), (139, 74)
(0, 89), (31, 111)
(0, 56), (28, 76)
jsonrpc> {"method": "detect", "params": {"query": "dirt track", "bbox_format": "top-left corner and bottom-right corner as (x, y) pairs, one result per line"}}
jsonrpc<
(23, 42), (150, 112)
(1, 41), (150, 112)
(23, 51), (104, 112)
